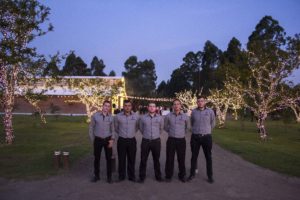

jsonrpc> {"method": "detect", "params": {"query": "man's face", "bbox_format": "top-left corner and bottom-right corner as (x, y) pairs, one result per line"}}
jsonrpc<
(148, 103), (156, 113)
(102, 102), (111, 113)
(173, 100), (181, 112)
(197, 98), (206, 108)
(123, 102), (132, 113)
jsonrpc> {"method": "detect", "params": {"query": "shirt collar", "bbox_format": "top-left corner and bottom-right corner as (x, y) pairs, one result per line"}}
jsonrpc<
(172, 111), (183, 116)
(122, 111), (133, 116)
(99, 111), (110, 116)
(147, 112), (157, 118)
(196, 107), (207, 111)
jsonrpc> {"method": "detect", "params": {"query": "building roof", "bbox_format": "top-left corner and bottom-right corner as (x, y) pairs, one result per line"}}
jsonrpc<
(40, 75), (124, 79)
(16, 76), (126, 96)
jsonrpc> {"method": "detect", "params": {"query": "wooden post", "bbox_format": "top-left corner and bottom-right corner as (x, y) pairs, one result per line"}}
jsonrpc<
(62, 151), (70, 170)
(53, 151), (61, 169)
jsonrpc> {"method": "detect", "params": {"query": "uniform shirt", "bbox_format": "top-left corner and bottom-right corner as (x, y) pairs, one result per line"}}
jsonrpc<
(164, 112), (190, 138)
(139, 113), (164, 140)
(191, 107), (216, 135)
(89, 112), (115, 142)
(114, 111), (139, 138)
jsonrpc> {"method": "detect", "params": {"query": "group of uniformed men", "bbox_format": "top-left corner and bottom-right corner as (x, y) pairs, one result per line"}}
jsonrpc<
(89, 96), (215, 184)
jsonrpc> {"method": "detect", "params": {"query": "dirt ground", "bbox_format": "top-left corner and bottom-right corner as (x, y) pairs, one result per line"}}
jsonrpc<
(1, 133), (299, 200)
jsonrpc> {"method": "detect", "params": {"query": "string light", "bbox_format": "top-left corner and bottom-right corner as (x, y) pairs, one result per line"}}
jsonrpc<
(280, 95), (300, 123)
(208, 77), (245, 128)
(124, 95), (173, 102)
(64, 78), (126, 122)
(175, 90), (197, 110)
(24, 94), (47, 124)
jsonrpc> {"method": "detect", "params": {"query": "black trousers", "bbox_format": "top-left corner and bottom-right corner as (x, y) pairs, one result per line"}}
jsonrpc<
(93, 136), (112, 179)
(190, 134), (213, 178)
(117, 137), (137, 180)
(139, 138), (162, 180)
(165, 137), (186, 179)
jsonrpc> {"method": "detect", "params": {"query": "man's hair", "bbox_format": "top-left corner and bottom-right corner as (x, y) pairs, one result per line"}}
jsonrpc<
(103, 100), (111, 105)
(123, 99), (132, 105)
(148, 101), (156, 106)
(173, 98), (182, 104)
(197, 95), (207, 100)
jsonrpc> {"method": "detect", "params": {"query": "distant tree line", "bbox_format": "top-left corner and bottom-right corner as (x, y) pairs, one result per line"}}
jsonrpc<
(43, 52), (158, 98)
(43, 52), (116, 77)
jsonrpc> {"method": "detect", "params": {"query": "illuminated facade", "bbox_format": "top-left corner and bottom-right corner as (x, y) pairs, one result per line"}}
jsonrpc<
(5, 76), (127, 115)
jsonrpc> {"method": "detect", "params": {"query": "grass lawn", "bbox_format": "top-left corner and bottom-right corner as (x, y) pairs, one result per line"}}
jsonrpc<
(0, 115), (90, 180)
(213, 119), (300, 177)
(0, 115), (299, 179)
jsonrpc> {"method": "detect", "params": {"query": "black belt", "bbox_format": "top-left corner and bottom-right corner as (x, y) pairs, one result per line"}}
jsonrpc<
(192, 134), (211, 137)
(168, 137), (185, 140)
(119, 137), (136, 140)
(142, 138), (160, 141)
(95, 136), (111, 140)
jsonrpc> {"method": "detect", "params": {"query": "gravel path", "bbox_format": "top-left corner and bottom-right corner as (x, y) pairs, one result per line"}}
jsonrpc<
(1, 132), (299, 200)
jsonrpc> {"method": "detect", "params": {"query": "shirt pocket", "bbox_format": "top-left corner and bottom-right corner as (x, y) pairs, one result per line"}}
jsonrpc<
(153, 118), (160, 125)
(129, 117), (137, 125)
(104, 117), (112, 123)
(175, 118), (184, 125)
(203, 113), (211, 123)
(130, 116), (137, 121)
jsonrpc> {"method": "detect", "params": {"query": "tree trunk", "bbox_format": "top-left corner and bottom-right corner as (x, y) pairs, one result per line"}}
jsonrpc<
(25, 97), (47, 124)
(3, 91), (14, 144)
(233, 109), (238, 120)
(85, 102), (97, 123)
(85, 103), (92, 123)
(256, 112), (268, 140)
(216, 105), (228, 128)
(1, 68), (15, 144)
(290, 105), (300, 123)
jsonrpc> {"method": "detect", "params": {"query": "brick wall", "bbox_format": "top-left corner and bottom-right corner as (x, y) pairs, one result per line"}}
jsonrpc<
(1, 96), (86, 114)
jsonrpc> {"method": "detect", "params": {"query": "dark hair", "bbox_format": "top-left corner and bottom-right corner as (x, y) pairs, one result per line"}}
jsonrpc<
(103, 100), (111, 105)
(173, 98), (182, 104)
(197, 95), (207, 100)
(123, 99), (132, 105)
(148, 101), (156, 106)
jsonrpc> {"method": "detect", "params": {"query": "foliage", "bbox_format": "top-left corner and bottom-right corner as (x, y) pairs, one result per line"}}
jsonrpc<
(0, 0), (52, 144)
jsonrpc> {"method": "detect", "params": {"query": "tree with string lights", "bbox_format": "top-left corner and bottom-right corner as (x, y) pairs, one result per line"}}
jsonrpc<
(17, 76), (57, 125)
(244, 16), (300, 140)
(208, 89), (230, 128)
(286, 97), (300, 123)
(208, 77), (244, 128)
(24, 90), (47, 124)
(64, 78), (123, 122)
(0, 0), (52, 144)
(175, 90), (198, 113)
(279, 84), (300, 123)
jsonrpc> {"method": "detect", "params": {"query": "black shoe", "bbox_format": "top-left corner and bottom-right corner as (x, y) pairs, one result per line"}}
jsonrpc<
(117, 178), (125, 182)
(208, 177), (214, 184)
(156, 177), (164, 182)
(91, 176), (100, 182)
(107, 177), (113, 184)
(179, 177), (186, 183)
(128, 177), (136, 182)
(165, 177), (172, 182)
(187, 175), (195, 182)
(138, 178), (145, 183)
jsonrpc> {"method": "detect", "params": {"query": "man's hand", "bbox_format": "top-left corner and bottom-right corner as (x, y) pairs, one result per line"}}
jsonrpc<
(108, 139), (114, 148)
